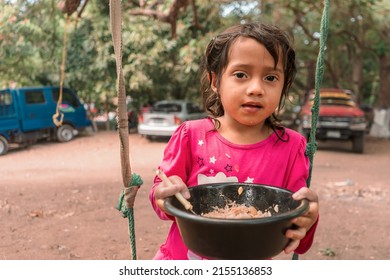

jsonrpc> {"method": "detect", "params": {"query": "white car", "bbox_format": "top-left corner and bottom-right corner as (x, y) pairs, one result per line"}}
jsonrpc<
(138, 100), (207, 139)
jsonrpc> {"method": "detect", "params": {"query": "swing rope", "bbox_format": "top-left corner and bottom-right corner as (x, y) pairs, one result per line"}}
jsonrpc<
(109, 0), (142, 260)
(52, 14), (70, 127)
(54, 0), (83, 127)
(292, 0), (330, 260)
(305, 0), (330, 188)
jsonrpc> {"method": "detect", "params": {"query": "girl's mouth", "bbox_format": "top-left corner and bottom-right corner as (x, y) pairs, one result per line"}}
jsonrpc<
(241, 103), (263, 114)
(242, 103), (262, 109)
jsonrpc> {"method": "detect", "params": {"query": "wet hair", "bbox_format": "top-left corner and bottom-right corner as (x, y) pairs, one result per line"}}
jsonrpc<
(200, 22), (296, 140)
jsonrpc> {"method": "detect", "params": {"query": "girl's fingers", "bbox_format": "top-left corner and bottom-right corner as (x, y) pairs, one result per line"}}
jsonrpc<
(284, 239), (299, 254)
(284, 227), (307, 254)
(169, 176), (190, 199)
(292, 216), (314, 232)
(156, 198), (165, 211)
(285, 226), (307, 240)
(154, 176), (189, 201)
(293, 187), (318, 202)
(154, 181), (182, 211)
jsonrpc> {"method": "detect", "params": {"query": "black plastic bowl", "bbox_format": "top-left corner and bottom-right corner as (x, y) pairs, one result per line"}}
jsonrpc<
(164, 182), (308, 260)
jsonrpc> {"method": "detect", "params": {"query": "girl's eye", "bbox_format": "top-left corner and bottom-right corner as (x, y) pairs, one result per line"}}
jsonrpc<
(265, 75), (278, 82)
(234, 72), (247, 79)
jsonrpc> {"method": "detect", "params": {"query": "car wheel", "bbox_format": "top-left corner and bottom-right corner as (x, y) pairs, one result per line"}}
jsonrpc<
(57, 124), (74, 142)
(0, 136), (9, 156)
(352, 135), (364, 154)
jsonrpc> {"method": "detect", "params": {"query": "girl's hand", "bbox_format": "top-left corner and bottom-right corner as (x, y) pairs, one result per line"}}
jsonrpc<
(284, 187), (319, 254)
(154, 175), (190, 212)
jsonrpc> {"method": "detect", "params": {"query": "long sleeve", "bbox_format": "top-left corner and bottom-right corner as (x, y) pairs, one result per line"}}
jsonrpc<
(149, 122), (191, 221)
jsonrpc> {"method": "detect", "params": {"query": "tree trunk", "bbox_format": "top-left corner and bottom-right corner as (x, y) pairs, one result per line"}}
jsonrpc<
(369, 53), (390, 138)
(351, 50), (363, 98)
(378, 53), (390, 108)
(306, 60), (316, 91)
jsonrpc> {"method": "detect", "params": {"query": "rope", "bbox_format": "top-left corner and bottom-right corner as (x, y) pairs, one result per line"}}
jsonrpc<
(116, 174), (143, 260)
(109, 0), (141, 260)
(306, 0), (329, 187)
(293, 0), (329, 260)
(53, 2), (81, 127)
(52, 14), (71, 127)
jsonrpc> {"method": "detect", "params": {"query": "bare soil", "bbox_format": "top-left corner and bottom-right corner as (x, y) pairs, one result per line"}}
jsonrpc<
(1, 131), (389, 260)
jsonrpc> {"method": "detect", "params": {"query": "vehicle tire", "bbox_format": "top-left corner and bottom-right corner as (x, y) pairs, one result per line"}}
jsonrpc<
(0, 136), (9, 156)
(352, 135), (364, 154)
(56, 124), (74, 142)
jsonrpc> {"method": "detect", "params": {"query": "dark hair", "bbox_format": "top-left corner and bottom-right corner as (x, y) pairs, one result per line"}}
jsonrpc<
(200, 22), (296, 139)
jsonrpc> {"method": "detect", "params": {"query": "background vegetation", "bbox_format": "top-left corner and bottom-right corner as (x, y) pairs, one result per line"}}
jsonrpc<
(1, 0), (389, 114)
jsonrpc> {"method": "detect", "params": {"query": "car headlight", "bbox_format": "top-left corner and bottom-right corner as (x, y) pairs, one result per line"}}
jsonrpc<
(351, 116), (366, 124)
(350, 116), (366, 130)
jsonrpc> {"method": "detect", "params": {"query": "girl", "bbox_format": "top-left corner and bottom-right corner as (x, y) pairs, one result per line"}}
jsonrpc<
(150, 22), (319, 260)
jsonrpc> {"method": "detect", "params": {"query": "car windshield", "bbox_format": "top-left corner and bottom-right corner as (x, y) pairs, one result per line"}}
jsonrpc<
(310, 92), (356, 107)
(153, 103), (182, 113)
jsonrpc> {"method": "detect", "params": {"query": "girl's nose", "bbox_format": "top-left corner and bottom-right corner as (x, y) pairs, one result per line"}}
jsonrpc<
(246, 78), (265, 96)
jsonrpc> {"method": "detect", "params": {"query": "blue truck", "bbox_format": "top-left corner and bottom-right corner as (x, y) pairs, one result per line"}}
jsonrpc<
(0, 86), (91, 155)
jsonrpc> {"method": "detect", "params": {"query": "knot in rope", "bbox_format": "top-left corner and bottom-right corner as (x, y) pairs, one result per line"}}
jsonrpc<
(305, 141), (318, 159)
(116, 173), (143, 218)
(129, 173), (143, 187)
(115, 173), (143, 260)
(52, 112), (64, 127)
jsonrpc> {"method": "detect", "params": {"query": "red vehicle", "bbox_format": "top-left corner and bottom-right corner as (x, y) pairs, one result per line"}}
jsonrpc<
(300, 88), (367, 153)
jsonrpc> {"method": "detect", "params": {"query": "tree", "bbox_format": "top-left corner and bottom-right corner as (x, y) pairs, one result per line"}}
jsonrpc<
(1, 0), (389, 123)
(125, 0), (202, 38)
(0, 0), (63, 87)
(372, 1), (390, 108)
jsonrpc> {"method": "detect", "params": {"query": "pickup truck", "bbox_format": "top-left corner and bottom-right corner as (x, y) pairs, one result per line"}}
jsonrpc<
(0, 86), (91, 155)
(300, 88), (367, 153)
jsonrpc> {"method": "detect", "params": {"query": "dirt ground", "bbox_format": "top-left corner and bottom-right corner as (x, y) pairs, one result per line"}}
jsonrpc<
(1, 131), (389, 260)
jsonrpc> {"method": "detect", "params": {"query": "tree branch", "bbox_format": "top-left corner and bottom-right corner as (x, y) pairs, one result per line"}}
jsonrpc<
(77, 0), (89, 18)
(128, 0), (192, 38)
(190, 0), (202, 29)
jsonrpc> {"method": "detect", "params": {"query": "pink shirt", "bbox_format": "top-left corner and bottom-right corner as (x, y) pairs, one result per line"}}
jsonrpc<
(150, 118), (317, 259)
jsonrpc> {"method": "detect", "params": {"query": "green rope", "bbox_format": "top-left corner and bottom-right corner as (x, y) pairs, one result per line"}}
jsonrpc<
(293, 0), (329, 260)
(116, 173), (143, 260)
(306, 0), (330, 188)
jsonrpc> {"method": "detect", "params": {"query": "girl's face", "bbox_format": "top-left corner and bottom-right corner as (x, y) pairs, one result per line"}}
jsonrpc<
(212, 37), (285, 129)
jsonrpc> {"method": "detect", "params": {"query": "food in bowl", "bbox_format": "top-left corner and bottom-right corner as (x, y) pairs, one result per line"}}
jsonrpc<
(201, 201), (277, 219)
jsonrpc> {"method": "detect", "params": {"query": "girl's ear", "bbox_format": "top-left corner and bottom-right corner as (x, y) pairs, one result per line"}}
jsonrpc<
(210, 72), (217, 92)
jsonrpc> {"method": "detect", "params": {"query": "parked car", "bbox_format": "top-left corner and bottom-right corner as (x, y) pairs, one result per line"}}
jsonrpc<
(299, 88), (367, 153)
(137, 100), (207, 139)
(0, 86), (91, 155)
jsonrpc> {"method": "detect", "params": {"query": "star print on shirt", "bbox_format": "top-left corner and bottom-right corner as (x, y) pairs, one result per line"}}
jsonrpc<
(224, 164), (233, 173)
(198, 140), (204, 146)
(197, 157), (204, 167)
(209, 169), (214, 174)
(245, 177), (254, 183)
(209, 156), (216, 164)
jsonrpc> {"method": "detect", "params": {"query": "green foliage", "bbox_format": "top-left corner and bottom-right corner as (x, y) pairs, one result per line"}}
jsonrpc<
(0, 0), (59, 87)
(1, 0), (389, 110)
